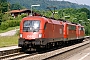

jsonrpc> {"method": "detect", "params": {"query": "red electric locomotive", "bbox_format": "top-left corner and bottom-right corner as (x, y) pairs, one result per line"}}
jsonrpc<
(18, 16), (85, 49)
(63, 22), (85, 44)
(76, 24), (85, 39)
(19, 16), (64, 49)
(63, 22), (77, 41)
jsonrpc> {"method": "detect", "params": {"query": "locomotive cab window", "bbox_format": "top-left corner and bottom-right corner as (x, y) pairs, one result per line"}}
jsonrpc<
(23, 20), (40, 32)
(44, 23), (47, 30)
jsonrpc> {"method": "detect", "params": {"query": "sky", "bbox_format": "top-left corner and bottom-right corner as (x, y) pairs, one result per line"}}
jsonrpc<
(58, 0), (90, 6)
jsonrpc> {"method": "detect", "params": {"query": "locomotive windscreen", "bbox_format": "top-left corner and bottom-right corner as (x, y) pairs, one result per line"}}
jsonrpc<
(23, 20), (40, 32)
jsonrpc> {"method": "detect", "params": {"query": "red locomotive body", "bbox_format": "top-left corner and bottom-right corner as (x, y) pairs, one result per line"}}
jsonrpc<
(63, 22), (77, 41)
(18, 16), (85, 49)
(19, 16), (64, 48)
(76, 25), (85, 39)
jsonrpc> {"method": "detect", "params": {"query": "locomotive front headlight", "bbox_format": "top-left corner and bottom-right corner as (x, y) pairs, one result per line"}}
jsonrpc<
(39, 33), (42, 38)
(20, 34), (22, 38)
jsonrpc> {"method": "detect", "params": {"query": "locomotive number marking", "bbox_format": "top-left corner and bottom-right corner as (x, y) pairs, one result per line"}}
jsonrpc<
(27, 35), (34, 38)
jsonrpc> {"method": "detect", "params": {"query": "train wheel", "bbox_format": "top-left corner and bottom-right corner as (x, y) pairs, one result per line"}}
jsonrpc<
(78, 39), (83, 43)
(21, 47), (28, 52)
(46, 43), (49, 49)
(45, 43), (51, 49)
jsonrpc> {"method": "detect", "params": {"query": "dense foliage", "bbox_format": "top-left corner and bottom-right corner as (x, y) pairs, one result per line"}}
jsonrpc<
(0, 0), (8, 13)
(0, 20), (21, 30)
(40, 8), (90, 35)
(0, 0), (90, 35)
(0, 0), (8, 25)
(10, 3), (24, 10)
(7, 0), (90, 10)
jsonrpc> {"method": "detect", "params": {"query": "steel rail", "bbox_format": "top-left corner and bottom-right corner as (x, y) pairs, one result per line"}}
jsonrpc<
(23, 38), (90, 60)
(0, 36), (90, 60)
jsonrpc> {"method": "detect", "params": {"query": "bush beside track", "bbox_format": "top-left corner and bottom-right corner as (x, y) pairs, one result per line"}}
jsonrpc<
(0, 20), (21, 30)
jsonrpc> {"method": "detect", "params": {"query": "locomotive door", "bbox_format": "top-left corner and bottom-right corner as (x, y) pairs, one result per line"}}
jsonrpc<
(78, 26), (80, 38)
(44, 23), (53, 38)
(63, 23), (68, 40)
(52, 24), (55, 38)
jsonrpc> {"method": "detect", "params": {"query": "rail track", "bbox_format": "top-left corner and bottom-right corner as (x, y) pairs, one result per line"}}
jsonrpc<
(0, 36), (90, 60)
(0, 52), (38, 60)
(45, 39), (90, 60)
(21, 38), (90, 60)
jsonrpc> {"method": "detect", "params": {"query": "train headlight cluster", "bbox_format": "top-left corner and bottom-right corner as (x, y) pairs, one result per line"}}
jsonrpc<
(39, 33), (42, 38)
(20, 34), (22, 38)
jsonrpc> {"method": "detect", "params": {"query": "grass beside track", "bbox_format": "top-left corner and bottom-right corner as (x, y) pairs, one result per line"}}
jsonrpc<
(0, 36), (18, 47)
(0, 26), (19, 33)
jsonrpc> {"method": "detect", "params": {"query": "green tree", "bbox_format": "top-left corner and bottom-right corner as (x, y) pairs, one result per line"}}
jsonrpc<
(78, 8), (90, 19)
(0, 0), (8, 13)
(10, 3), (24, 10)
(0, 0), (9, 25)
(0, 13), (3, 25)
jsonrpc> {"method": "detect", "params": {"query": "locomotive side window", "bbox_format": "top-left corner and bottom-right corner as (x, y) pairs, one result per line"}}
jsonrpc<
(68, 25), (76, 30)
(81, 27), (84, 31)
(23, 20), (40, 32)
(44, 23), (47, 30)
